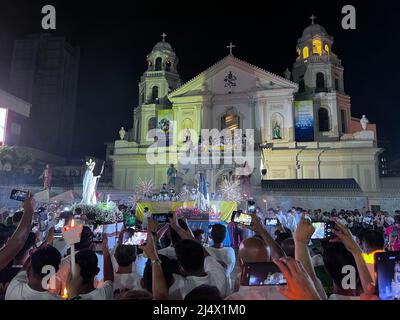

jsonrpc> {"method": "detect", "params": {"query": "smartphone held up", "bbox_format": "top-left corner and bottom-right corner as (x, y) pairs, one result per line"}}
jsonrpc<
(10, 189), (29, 202)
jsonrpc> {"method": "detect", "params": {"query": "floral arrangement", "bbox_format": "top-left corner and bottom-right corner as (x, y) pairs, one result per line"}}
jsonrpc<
(71, 201), (123, 224)
(175, 207), (209, 219)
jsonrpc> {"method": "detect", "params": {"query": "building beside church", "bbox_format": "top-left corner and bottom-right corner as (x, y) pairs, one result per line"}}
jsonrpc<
(9, 34), (80, 158)
(111, 20), (382, 193)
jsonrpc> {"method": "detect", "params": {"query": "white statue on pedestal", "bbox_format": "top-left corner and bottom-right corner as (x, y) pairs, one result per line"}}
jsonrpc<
(81, 159), (103, 205)
(360, 115), (369, 131)
(119, 127), (126, 140)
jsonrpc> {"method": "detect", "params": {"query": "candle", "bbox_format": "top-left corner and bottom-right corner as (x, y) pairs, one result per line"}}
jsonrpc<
(62, 219), (82, 278)
(62, 288), (68, 299)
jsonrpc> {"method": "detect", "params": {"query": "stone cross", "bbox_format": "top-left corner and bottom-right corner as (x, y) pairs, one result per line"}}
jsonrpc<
(227, 42), (236, 56)
(161, 32), (167, 42)
(309, 15), (316, 24)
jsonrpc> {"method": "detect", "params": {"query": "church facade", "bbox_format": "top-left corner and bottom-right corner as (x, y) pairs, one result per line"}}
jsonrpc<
(111, 21), (382, 193)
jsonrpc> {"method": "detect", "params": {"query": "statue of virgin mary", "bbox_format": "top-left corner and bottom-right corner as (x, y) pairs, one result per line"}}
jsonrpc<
(81, 159), (101, 205)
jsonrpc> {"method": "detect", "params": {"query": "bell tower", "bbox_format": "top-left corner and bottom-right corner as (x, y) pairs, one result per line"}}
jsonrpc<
(132, 33), (181, 145)
(290, 16), (351, 141)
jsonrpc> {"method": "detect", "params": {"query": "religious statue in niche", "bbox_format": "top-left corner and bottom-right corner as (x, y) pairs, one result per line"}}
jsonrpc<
(224, 71), (237, 89)
(184, 128), (194, 153)
(273, 122), (282, 140)
(184, 128), (191, 143)
(167, 163), (178, 186)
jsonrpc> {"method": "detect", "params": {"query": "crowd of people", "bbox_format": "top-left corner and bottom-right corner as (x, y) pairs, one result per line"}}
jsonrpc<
(0, 192), (399, 300)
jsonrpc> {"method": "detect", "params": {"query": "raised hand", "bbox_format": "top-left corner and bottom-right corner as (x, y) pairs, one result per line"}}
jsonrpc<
(102, 233), (109, 252)
(294, 213), (315, 244)
(139, 233), (158, 260)
(245, 212), (265, 235)
(23, 192), (35, 214)
(360, 283), (380, 300)
(331, 219), (361, 254)
(168, 211), (179, 230)
(274, 257), (321, 300)
(148, 217), (158, 234)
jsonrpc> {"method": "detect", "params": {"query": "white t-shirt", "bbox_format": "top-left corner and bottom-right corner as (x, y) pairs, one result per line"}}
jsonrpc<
(205, 246), (236, 275)
(78, 281), (114, 300)
(158, 246), (177, 260)
(113, 272), (141, 296)
(385, 216), (395, 226)
(5, 271), (61, 300)
(168, 256), (227, 300)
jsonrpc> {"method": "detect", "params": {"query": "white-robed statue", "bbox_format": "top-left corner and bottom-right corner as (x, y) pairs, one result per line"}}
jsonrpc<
(81, 159), (104, 205)
(194, 173), (209, 211)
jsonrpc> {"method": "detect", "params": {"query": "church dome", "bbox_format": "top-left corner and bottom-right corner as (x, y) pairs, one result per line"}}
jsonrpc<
(302, 23), (328, 37)
(153, 41), (173, 52)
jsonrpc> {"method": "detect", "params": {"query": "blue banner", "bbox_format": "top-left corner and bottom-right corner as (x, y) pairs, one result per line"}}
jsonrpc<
(295, 100), (314, 142)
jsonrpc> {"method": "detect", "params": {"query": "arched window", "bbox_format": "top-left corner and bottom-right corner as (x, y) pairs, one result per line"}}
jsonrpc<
(312, 39), (322, 56)
(148, 117), (157, 130)
(324, 44), (330, 55)
(318, 108), (330, 132)
(341, 110), (347, 133)
(303, 47), (309, 60)
(141, 91), (145, 104)
(155, 57), (162, 71)
(316, 73), (325, 91)
(152, 86), (159, 102)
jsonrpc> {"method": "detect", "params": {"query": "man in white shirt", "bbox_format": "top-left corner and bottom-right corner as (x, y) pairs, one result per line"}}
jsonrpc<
(6, 246), (62, 300)
(206, 224), (235, 294)
(168, 239), (227, 299)
(206, 224), (236, 274)
(385, 213), (395, 226)
(112, 244), (141, 297)
(276, 207), (287, 229)
(68, 238), (114, 300)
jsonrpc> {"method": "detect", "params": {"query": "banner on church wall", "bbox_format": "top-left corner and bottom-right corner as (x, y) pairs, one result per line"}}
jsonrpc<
(294, 100), (314, 142)
(157, 109), (174, 146)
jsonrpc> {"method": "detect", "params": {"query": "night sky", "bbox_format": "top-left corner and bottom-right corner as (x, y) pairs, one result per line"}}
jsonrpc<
(0, 0), (398, 159)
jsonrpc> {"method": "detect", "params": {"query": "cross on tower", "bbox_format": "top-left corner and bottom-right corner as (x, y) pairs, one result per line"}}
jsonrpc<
(227, 42), (236, 56)
(161, 32), (167, 42)
(309, 14), (316, 24)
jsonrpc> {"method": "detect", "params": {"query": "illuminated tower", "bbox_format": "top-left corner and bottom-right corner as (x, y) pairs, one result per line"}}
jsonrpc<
(132, 33), (181, 145)
(291, 16), (351, 141)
